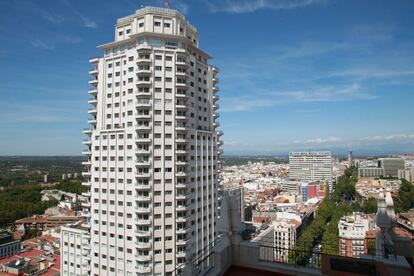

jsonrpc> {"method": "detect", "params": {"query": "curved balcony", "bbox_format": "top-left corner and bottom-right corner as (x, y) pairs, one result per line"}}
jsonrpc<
(82, 191), (91, 197)
(88, 89), (98, 95)
(82, 182), (91, 187)
(136, 195), (151, 202)
(217, 149), (224, 155)
(136, 102), (152, 108)
(81, 171), (91, 177)
(176, 60), (189, 67)
(218, 140), (224, 146)
(82, 139), (92, 145)
(136, 207), (151, 214)
(176, 71), (188, 78)
(135, 183), (151, 191)
(135, 241), (152, 250)
(82, 202), (91, 208)
(212, 77), (219, 83)
(89, 57), (99, 64)
(135, 230), (151, 237)
(213, 112), (220, 119)
(176, 92), (188, 98)
(213, 86), (219, 93)
(175, 126), (188, 132)
(88, 108), (97, 115)
(136, 124), (152, 131)
(136, 114), (151, 120)
(175, 183), (186, 189)
(136, 172), (152, 179)
(136, 137), (151, 144)
(175, 103), (188, 110)
(136, 160), (151, 167)
(176, 238), (190, 245)
(176, 205), (187, 211)
(212, 67), (219, 74)
(213, 104), (220, 110)
(88, 79), (98, 86)
(136, 91), (151, 98)
(176, 194), (187, 200)
(89, 68), (98, 75)
(176, 216), (188, 223)
(217, 130), (224, 136)
(135, 149), (151, 155)
(176, 227), (190, 234)
(175, 138), (187, 144)
(175, 149), (187, 155)
(136, 69), (152, 76)
(136, 79), (152, 87)
(136, 58), (152, 65)
(82, 150), (92, 156)
(135, 265), (152, 273)
(213, 122), (220, 128)
(87, 119), (97, 125)
(213, 95), (220, 102)
(176, 171), (187, 178)
(175, 82), (189, 90)
(81, 160), (91, 166)
(136, 254), (152, 262)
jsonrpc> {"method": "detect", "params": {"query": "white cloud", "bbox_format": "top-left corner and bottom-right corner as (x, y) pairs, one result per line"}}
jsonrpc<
(360, 134), (414, 142)
(204, 0), (325, 13)
(42, 12), (65, 24)
(294, 136), (342, 144)
(30, 40), (54, 50)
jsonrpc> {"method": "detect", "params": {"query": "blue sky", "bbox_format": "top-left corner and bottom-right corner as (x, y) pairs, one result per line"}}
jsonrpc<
(0, 0), (413, 155)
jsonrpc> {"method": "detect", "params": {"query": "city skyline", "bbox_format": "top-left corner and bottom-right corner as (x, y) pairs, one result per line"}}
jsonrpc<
(1, 0), (414, 155)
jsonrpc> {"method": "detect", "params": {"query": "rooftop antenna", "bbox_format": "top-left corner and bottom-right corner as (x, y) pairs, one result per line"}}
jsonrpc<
(164, 0), (171, 8)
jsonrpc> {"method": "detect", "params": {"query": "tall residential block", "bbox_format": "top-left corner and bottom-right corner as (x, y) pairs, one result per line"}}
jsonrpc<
(81, 6), (222, 276)
(289, 151), (333, 193)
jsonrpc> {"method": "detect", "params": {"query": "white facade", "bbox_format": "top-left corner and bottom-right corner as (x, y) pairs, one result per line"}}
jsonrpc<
(273, 219), (299, 260)
(82, 6), (221, 276)
(61, 224), (91, 276)
(289, 151), (333, 193)
(338, 212), (373, 257)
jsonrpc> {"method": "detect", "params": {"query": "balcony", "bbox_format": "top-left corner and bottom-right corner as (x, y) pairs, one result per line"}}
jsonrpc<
(89, 57), (99, 64)
(213, 95), (220, 102)
(175, 149), (187, 155)
(175, 183), (187, 189)
(176, 205), (187, 211)
(135, 265), (152, 273)
(176, 216), (188, 223)
(213, 112), (220, 119)
(136, 137), (151, 144)
(136, 68), (152, 75)
(217, 130), (224, 136)
(136, 124), (151, 131)
(88, 98), (98, 105)
(136, 91), (151, 98)
(176, 60), (189, 67)
(136, 101), (152, 108)
(135, 183), (151, 191)
(136, 79), (152, 87)
(212, 77), (219, 83)
(88, 89), (98, 95)
(136, 172), (152, 179)
(176, 71), (188, 78)
(136, 160), (151, 167)
(81, 160), (91, 166)
(213, 103), (220, 110)
(135, 218), (151, 225)
(175, 103), (188, 110)
(82, 182), (91, 187)
(176, 238), (190, 245)
(175, 125), (188, 131)
(176, 82), (189, 89)
(135, 241), (152, 249)
(89, 68), (98, 75)
(212, 67), (219, 74)
(136, 58), (152, 65)
(136, 195), (151, 202)
(88, 79), (98, 86)
(213, 86), (219, 93)
(135, 254), (152, 262)
(176, 92), (188, 98)
(136, 206), (151, 214)
(136, 114), (151, 120)
(82, 150), (92, 156)
(176, 171), (187, 178)
(176, 115), (187, 121)
(176, 193), (187, 200)
(82, 139), (92, 145)
(81, 171), (91, 177)
(135, 230), (151, 237)
(82, 191), (91, 197)
(175, 139), (187, 144)
(213, 122), (220, 128)
(82, 202), (91, 208)
(136, 149), (151, 155)
(88, 108), (97, 115)
(87, 119), (97, 125)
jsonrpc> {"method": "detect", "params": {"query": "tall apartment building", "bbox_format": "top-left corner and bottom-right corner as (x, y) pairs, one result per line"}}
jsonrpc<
(378, 158), (405, 178)
(81, 6), (222, 276)
(289, 151), (333, 193)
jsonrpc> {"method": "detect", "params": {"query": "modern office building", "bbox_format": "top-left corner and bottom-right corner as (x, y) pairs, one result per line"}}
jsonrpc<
(379, 158), (405, 178)
(81, 6), (221, 276)
(358, 167), (385, 178)
(289, 151), (333, 193)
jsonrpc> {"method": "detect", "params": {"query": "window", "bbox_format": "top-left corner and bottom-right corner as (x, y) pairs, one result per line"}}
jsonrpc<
(154, 21), (161, 27)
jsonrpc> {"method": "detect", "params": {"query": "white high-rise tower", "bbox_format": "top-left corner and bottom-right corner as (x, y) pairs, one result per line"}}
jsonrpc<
(81, 6), (222, 276)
